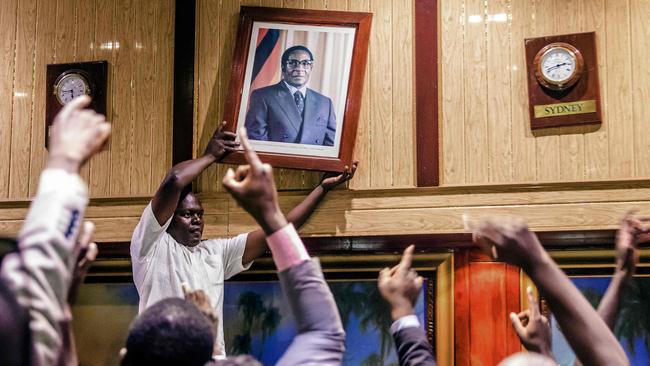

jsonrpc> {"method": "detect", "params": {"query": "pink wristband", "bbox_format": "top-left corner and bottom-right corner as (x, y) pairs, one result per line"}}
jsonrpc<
(266, 224), (309, 271)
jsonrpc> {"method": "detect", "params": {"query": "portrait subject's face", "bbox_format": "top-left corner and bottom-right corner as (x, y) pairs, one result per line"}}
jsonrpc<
(282, 50), (313, 88)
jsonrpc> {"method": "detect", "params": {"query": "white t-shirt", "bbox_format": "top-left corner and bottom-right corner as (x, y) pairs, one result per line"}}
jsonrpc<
(130, 203), (251, 354)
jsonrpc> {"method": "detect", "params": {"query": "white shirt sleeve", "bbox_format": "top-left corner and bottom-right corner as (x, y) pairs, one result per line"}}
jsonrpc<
(130, 202), (172, 261)
(220, 233), (252, 280)
(390, 314), (421, 335)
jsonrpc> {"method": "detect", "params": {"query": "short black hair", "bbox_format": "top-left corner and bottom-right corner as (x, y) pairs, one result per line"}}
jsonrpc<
(122, 298), (215, 366)
(281, 45), (314, 70)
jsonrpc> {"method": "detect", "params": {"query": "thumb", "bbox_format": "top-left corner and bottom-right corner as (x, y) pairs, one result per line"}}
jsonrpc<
(510, 312), (527, 339)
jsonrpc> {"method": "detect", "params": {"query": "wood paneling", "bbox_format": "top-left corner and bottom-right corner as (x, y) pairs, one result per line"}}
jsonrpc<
(0, 0), (174, 199)
(441, 0), (650, 185)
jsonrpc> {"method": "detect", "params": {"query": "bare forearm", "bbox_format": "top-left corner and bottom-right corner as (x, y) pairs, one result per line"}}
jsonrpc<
(165, 154), (216, 190)
(286, 185), (328, 229)
(597, 271), (628, 330)
(525, 255), (629, 366)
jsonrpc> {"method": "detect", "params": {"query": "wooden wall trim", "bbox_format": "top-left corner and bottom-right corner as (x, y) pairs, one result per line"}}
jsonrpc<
(415, 0), (440, 186)
(172, 0), (195, 164)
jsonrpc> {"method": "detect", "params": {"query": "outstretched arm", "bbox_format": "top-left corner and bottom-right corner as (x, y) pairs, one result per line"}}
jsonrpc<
(151, 122), (239, 225)
(379, 246), (436, 366)
(597, 213), (647, 329)
(470, 216), (629, 366)
(241, 162), (358, 264)
(0, 96), (110, 366)
(222, 129), (345, 365)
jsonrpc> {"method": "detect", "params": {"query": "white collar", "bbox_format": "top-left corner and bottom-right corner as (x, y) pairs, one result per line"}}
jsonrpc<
(283, 81), (306, 98)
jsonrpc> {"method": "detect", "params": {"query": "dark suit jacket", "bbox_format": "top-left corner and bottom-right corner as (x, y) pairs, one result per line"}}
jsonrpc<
(244, 82), (337, 146)
(393, 326), (437, 366)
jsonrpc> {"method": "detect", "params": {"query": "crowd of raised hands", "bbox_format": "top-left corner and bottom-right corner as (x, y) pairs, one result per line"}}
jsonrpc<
(0, 95), (644, 366)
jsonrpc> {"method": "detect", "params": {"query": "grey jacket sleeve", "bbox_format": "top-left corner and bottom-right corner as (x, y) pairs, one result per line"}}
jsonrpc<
(0, 169), (88, 366)
(393, 326), (437, 366)
(276, 259), (346, 366)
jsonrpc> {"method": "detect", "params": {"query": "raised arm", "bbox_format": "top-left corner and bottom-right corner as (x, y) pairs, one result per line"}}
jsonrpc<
(241, 162), (358, 264)
(151, 122), (239, 225)
(471, 216), (629, 366)
(222, 129), (345, 365)
(379, 245), (436, 366)
(0, 95), (110, 366)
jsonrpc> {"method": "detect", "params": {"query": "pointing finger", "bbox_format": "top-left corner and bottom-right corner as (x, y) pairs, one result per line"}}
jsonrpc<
(238, 128), (262, 170)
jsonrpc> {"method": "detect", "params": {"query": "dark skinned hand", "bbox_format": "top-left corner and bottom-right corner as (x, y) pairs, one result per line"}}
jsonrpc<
(320, 162), (359, 191)
(204, 121), (240, 161)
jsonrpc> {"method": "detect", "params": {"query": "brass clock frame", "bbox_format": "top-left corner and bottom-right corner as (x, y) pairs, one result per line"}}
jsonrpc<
(533, 42), (584, 91)
(53, 70), (92, 105)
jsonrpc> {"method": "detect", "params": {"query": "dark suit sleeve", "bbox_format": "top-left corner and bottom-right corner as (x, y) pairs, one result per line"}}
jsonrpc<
(393, 327), (437, 366)
(324, 99), (336, 146)
(244, 90), (269, 141)
(276, 259), (346, 366)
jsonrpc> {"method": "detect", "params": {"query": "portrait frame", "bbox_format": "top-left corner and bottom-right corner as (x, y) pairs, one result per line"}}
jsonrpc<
(222, 6), (372, 172)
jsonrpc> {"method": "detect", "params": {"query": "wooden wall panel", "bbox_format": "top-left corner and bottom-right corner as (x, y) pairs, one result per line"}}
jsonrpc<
(440, 0), (465, 184)
(632, 0), (650, 177)
(27, 0), (57, 197)
(8, 0), (37, 199)
(463, 0), (489, 184)
(583, 0), (609, 180)
(606, 0), (634, 178)
(441, 0), (650, 186)
(88, 0), (115, 197)
(0, 0), (174, 199)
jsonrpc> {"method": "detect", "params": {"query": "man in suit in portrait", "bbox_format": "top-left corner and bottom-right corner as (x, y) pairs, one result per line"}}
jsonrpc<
(245, 45), (337, 146)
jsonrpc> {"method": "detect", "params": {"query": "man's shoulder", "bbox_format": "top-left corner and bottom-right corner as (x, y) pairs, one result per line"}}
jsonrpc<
(306, 88), (333, 104)
(250, 82), (285, 97)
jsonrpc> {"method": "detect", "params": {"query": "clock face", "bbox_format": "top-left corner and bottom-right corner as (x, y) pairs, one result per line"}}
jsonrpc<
(533, 42), (584, 91)
(540, 47), (577, 83)
(54, 73), (90, 105)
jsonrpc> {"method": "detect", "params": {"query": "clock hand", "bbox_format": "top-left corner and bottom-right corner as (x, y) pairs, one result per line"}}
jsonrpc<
(546, 62), (568, 72)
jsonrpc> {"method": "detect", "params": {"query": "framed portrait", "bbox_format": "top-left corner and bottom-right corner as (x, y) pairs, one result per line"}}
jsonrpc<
(222, 6), (372, 172)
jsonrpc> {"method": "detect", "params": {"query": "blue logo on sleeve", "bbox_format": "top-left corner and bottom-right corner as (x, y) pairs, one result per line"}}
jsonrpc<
(65, 209), (80, 239)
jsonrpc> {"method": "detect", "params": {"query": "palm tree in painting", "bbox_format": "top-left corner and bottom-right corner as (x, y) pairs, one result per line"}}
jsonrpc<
(331, 282), (368, 328)
(614, 278), (650, 355)
(230, 291), (281, 358)
(358, 285), (395, 364)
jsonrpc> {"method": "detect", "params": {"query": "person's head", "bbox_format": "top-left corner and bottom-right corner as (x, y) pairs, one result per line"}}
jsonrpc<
(498, 352), (557, 366)
(280, 45), (314, 88)
(167, 191), (204, 247)
(121, 298), (215, 366)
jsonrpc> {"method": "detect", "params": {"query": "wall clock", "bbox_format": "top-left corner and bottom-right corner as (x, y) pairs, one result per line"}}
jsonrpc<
(525, 32), (601, 130)
(45, 61), (108, 147)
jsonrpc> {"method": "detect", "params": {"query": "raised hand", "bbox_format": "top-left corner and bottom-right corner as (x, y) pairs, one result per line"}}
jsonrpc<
(48, 95), (111, 173)
(615, 212), (650, 277)
(378, 245), (424, 320)
(222, 128), (287, 235)
(468, 215), (547, 269)
(204, 121), (239, 161)
(320, 162), (359, 191)
(510, 286), (553, 358)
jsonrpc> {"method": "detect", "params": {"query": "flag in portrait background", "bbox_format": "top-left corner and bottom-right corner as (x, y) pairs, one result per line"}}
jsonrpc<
(250, 28), (281, 93)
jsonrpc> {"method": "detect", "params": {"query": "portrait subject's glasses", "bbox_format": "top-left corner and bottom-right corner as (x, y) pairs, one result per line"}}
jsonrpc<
(285, 59), (314, 69)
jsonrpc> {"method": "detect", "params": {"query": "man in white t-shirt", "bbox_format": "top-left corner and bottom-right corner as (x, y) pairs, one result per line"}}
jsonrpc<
(131, 123), (357, 355)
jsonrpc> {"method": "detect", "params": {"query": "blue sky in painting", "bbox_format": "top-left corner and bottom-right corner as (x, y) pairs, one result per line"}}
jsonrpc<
(551, 276), (650, 366)
(224, 281), (426, 366)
